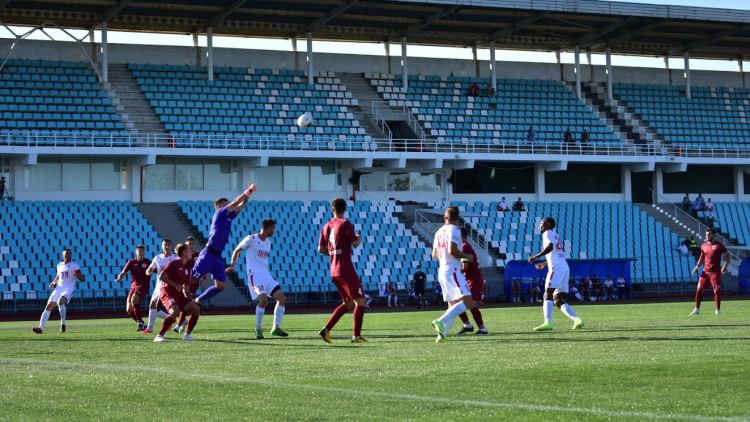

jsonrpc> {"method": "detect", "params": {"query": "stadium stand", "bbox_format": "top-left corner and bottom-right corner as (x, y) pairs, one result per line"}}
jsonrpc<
(0, 201), (160, 302)
(710, 203), (750, 246)
(129, 64), (374, 149)
(434, 201), (693, 282)
(0, 59), (128, 143)
(366, 73), (623, 146)
(177, 200), (438, 294)
(613, 84), (750, 148)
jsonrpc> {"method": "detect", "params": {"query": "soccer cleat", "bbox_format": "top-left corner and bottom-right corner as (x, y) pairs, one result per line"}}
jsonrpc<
(141, 328), (153, 335)
(153, 335), (165, 343)
(689, 308), (701, 316)
(533, 322), (553, 331)
(255, 329), (264, 339)
(182, 333), (193, 341)
(173, 323), (185, 334)
(60, 324), (66, 333)
(474, 329), (489, 336)
(270, 327), (289, 337)
(715, 310), (721, 315)
(137, 322), (146, 332)
(32, 327), (42, 334)
(572, 318), (585, 330)
(351, 336), (368, 344)
(319, 328), (332, 344)
(432, 319), (447, 343)
(457, 325), (475, 335)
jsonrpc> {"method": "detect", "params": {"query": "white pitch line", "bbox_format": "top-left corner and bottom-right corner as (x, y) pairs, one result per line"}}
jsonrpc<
(3, 358), (747, 422)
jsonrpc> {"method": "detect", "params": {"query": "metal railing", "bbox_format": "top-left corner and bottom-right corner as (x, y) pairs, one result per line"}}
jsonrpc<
(370, 102), (393, 141)
(401, 105), (427, 142)
(413, 208), (492, 266)
(2, 130), (750, 159)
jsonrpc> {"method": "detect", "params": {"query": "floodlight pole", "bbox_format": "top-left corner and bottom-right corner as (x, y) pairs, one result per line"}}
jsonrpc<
(605, 47), (613, 101)
(739, 58), (745, 89)
(206, 27), (214, 81)
(401, 37), (408, 89)
(683, 52), (691, 99)
(101, 21), (108, 84)
(192, 33), (200, 66)
(306, 32), (314, 85)
(586, 49), (593, 82)
(472, 45), (479, 77)
(291, 37), (298, 70)
(574, 46), (582, 100)
(489, 41), (497, 92)
(384, 41), (391, 74)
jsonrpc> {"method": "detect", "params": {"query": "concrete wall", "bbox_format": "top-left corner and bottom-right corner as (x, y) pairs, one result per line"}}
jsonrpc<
(2, 38), (746, 87)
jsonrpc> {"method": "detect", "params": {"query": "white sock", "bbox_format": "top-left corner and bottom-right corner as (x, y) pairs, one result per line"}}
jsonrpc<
(39, 310), (51, 330)
(560, 303), (578, 321)
(273, 304), (285, 329)
(59, 305), (67, 325)
(157, 310), (169, 319)
(255, 305), (265, 330)
(437, 302), (467, 332)
(147, 308), (157, 330)
(543, 300), (554, 323)
(387, 296), (392, 306)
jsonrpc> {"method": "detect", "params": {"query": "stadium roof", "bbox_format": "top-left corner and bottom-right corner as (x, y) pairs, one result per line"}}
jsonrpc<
(2, 0), (750, 60)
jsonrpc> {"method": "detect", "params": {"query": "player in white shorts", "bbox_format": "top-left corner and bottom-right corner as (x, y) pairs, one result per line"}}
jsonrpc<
(33, 248), (84, 334)
(142, 239), (178, 334)
(430, 206), (477, 343)
(528, 217), (584, 331)
(227, 218), (288, 339)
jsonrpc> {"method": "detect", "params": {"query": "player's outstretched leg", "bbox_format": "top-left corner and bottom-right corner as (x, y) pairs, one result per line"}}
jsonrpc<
(154, 306), (178, 343)
(183, 302), (200, 341)
(320, 302), (349, 343)
(32, 301), (56, 334)
(690, 284), (704, 316)
(534, 289), (555, 331)
(58, 297), (68, 333)
(457, 312), (474, 334)
(351, 297), (367, 343)
(254, 295), (267, 339)
(554, 292), (584, 329)
(432, 299), (468, 342)
(270, 289), (288, 337)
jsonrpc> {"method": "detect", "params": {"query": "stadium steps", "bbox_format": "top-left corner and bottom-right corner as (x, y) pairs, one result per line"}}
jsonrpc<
(103, 64), (168, 136)
(337, 72), (400, 144)
(135, 203), (252, 308)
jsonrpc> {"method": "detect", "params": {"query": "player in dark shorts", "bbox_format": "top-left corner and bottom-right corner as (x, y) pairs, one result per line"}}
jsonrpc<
(154, 243), (200, 342)
(192, 182), (256, 306)
(317, 198), (367, 344)
(456, 227), (488, 335)
(174, 236), (200, 334)
(115, 245), (151, 331)
(690, 228), (731, 316)
(412, 264), (427, 309)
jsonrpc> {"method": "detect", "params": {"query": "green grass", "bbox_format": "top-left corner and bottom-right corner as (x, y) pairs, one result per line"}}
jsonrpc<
(1, 300), (749, 421)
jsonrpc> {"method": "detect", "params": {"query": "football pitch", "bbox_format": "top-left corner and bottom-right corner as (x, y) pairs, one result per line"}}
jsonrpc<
(1, 301), (748, 421)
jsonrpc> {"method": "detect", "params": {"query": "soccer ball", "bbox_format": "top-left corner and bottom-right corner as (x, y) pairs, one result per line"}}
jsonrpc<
(296, 112), (313, 128)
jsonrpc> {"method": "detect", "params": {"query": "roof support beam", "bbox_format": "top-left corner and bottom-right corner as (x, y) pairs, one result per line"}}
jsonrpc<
(393, 5), (459, 40)
(204, 0), (249, 29)
(298, 0), (360, 36)
(477, 12), (548, 46)
(101, 0), (131, 23)
(564, 17), (636, 50)
(674, 24), (750, 54)
(590, 20), (663, 50)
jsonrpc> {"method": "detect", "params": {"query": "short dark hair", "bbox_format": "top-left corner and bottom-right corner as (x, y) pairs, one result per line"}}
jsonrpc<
(175, 243), (188, 257)
(542, 216), (556, 229)
(185, 236), (196, 242)
(446, 206), (459, 221)
(262, 219), (276, 229)
(135, 245), (145, 249)
(162, 239), (172, 244)
(331, 198), (347, 214)
(706, 228), (718, 235)
(62, 248), (71, 253)
(214, 197), (229, 207)
(460, 227), (469, 238)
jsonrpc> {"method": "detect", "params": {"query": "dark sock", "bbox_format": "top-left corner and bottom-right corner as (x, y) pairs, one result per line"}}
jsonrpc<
(353, 305), (365, 337)
(325, 303), (348, 331)
(458, 312), (470, 324)
(470, 308), (485, 328)
(133, 304), (143, 323)
(186, 313), (199, 334)
(695, 289), (703, 309)
(159, 315), (176, 336)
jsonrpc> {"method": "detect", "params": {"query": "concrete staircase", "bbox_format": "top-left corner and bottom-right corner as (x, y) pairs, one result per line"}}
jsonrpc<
(136, 203), (251, 308)
(337, 72), (399, 142)
(581, 82), (666, 151)
(103, 64), (167, 137)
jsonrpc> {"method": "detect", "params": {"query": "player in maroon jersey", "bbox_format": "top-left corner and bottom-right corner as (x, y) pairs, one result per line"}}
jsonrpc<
(456, 228), (488, 335)
(317, 198), (367, 344)
(115, 245), (151, 331)
(690, 229), (731, 316)
(154, 243), (200, 342)
(174, 236), (200, 334)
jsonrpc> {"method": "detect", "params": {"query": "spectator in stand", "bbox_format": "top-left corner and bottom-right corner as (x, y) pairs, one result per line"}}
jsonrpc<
(677, 238), (690, 256)
(0, 176), (6, 201)
(527, 125), (536, 145)
(485, 84), (495, 97)
(569, 278), (582, 301)
(496, 197), (510, 212)
(512, 197), (526, 212)
(580, 276), (591, 301)
(689, 236), (700, 261)
(682, 193), (692, 212)
(469, 82), (480, 97)
(386, 282), (401, 307)
(580, 129), (590, 145)
(704, 197), (715, 224)
(530, 278), (541, 303)
(591, 274), (602, 301)
(692, 194), (704, 217)
(511, 279), (522, 303)
(563, 127), (575, 148)
(412, 264), (427, 309)
(695, 193), (705, 208)
(616, 274), (627, 299)
(604, 275), (615, 301)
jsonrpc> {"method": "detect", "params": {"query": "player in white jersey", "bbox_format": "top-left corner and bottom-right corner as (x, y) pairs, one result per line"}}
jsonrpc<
(227, 219), (288, 339)
(528, 217), (584, 331)
(33, 248), (84, 334)
(142, 239), (178, 334)
(430, 206), (476, 343)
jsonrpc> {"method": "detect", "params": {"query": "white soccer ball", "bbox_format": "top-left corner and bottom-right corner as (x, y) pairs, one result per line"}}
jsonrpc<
(296, 112), (313, 128)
